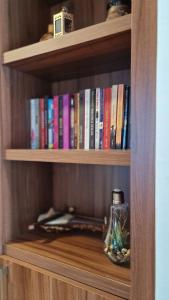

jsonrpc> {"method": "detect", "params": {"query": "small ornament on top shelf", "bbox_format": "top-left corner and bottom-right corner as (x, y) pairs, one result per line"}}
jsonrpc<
(106, 0), (131, 21)
(53, 6), (74, 38)
(40, 24), (54, 41)
(104, 189), (130, 266)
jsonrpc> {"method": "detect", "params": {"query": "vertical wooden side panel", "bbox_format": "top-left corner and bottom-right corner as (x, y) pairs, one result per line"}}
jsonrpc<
(0, 0), (53, 248)
(131, 0), (157, 299)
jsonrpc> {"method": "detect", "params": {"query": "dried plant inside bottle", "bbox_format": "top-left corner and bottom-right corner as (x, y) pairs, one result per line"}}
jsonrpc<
(104, 189), (130, 265)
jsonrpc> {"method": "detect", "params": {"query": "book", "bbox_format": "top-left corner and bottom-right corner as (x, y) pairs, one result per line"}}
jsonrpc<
(30, 98), (40, 149)
(79, 90), (85, 149)
(103, 88), (111, 149)
(122, 86), (130, 149)
(40, 98), (45, 149)
(110, 85), (118, 149)
(89, 89), (96, 149)
(44, 96), (48, 149)
(116, 84), (125, 149)
(70, 95), (75, 149)
(99, 88), (104, 149)
(74, 93), (80, 149)
(48, 98), (54, 149)
(59, 96), (63, 149)
(84, 89), (90, 150)
(95, 88), (101, 150)
(63, 94), (70, 149)
(53, 96), (59, 149)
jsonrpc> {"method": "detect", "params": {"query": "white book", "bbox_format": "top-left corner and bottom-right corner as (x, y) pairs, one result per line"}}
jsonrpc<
(30, 98), (40, 149)
(84, 89), (90, 150)
(95, 88), (101, 150)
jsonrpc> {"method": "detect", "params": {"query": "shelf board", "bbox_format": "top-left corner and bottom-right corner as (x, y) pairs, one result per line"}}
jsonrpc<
(5, 149), (130, 166)
(3, 15), (131, 81)
(5, 233), (131, 299)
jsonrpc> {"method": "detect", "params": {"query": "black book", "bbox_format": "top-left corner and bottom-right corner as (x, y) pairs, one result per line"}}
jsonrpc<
(122, 86), (130, 149)
(89, 89), (96, 149)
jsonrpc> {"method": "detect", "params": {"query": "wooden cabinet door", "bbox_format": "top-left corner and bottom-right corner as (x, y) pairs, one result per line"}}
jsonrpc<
(0, 256), (124, 300)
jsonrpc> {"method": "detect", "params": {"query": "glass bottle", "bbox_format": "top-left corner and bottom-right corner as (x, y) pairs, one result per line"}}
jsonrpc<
(104, 189), (130, 265)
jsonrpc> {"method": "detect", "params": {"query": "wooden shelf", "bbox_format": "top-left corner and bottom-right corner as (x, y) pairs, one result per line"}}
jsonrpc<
(3, 15), (131, 81)
(5, 149), (130, 166)
(5, 233), (131, 299)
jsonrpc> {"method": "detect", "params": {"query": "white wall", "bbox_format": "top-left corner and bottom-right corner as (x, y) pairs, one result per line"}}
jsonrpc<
(156, 1), (169, 299)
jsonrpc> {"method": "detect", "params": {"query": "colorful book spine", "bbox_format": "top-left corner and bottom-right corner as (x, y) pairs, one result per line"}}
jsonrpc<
(122, 86), (130, 149)
(84, 89), (90, 150)
(53, 96), (59, 149)
(79, 90), (85, 149)
(74, 93), (80, 149)
(116, 84), (125, 149)
(59, 96), (63, 149)
(95, 88), (101, 150)
(89, 89), (96, 149)
(70, 95), (75, 149)
(40, 98), (45, 149)
(63, 94), (70, 149)
(48, 98), (54, 149)
(110, 85), (118, 149)
(44, 96), (48, 149)
(30, 98), (40, 149)
(99, 88), (104, 149)
(103, 88), (111, 149)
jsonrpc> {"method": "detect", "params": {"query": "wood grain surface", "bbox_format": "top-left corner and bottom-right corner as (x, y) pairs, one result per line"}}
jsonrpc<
(1, 255), (125, 300)
(131, 0), (157, 299)
(3, 15), (131, 81)
(5, 233), (130, 299)
(5, 149), (130, 166)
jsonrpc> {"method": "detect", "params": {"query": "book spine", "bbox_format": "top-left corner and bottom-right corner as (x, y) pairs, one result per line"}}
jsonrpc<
(116, 84), (125, 149)
(44, 96), (48, 149)
(30, 98), (40, 149)
(79, 90), (84, 149)
(95, 88), (100, 150)
(110, 85), (118, 149)
(70, 95), (75, 149)
(48, 98), (54, 149)
(122, 86), (130, 149)
(103, 88), (111, 149)
(89, 89), (96, 149)
(84, 89), (90, 150)
(99, 88), (104, 149)
(59, 96), (63, 149)
(53, 96), (59, 149)
(63, 94), (70, 149)
(40, 98), (45, 149)
(75, 93), (80, 149)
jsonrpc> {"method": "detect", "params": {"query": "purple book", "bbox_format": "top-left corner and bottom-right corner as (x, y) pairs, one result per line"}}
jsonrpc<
(63, 94), (70, 149)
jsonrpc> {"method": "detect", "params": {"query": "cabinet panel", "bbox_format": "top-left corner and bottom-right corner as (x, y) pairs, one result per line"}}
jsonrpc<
(0, 256), (124, 300)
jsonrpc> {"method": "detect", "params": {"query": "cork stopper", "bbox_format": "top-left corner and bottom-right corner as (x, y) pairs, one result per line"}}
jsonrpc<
(112, 189), (124, 205)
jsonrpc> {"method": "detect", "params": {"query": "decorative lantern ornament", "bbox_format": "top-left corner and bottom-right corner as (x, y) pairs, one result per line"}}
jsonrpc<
(106, 0), (131, 20)
(53, 7), (74, 38)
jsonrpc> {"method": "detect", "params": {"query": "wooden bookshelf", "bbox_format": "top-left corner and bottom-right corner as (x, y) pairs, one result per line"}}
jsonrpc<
(5, 149), (130, 166)
(3, 15), (131, 81)
(5, 233), (131, 299)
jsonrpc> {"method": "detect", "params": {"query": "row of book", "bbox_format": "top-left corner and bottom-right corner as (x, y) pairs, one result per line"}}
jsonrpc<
(30, 84), (130, 150)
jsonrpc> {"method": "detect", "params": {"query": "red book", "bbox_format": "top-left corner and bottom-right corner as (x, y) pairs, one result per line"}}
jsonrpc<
(103, 87), (111, 149)
(40, 98), (45, 149)
(53, 96), (59, 149)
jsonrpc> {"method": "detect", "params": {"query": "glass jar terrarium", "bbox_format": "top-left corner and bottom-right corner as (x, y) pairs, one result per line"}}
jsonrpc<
(104, 189), (130, 265)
